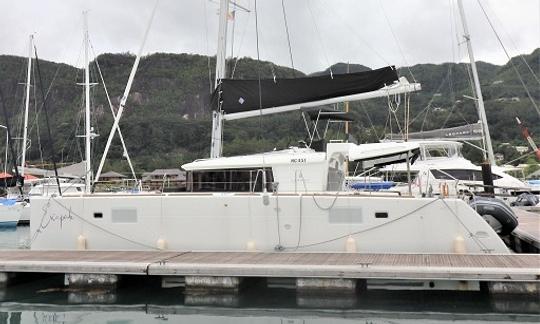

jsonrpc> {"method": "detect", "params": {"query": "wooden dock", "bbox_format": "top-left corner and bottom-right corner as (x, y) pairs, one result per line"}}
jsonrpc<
(511, 208), (540, 253)
(0, 250), (538, 282)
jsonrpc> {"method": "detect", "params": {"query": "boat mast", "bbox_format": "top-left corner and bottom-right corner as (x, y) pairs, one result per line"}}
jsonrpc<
(83, 11), (92, 192)
(210, 0), (230, 159)
(21, 35), (33, 177)
(456, 0), (495, 165)
(94, 1), (158, 184)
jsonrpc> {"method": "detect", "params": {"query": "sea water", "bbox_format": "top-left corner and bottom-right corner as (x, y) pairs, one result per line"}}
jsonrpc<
(0, 226), (538, 324)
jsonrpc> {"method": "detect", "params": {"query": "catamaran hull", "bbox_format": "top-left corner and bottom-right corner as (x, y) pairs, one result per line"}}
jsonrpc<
(30, 193), (509, 253)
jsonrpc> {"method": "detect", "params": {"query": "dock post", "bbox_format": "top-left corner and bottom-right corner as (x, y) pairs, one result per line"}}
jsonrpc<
(296, 278), (363, 294)
(487, 281), (540, 296)
(64, 273), (119, 304)
(295, 278), (364, 308)
(184, 276), (244, 307)
(65, 273), (118, 289)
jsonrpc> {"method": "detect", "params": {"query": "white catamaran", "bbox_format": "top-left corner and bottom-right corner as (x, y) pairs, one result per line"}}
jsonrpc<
(30, 0), (511, 254)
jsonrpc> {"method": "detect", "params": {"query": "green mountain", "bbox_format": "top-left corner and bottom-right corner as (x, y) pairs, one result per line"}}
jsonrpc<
(0, 48), (538, 173)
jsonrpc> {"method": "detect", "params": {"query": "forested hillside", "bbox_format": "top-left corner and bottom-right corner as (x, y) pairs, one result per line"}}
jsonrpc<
(0, 48), (538, 173)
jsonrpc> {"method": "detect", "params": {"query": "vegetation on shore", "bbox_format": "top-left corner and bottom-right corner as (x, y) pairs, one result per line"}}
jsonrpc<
(0, 48), (538, 174)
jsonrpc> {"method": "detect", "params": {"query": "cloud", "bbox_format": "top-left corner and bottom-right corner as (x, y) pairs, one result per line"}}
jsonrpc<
(1, 0), (538, 73)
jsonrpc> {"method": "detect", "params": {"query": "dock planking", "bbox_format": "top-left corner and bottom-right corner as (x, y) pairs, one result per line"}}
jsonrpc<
(0, 250), (538, 282)
(513, 208), (540, 238)
(511, 208), (540, 252)
(0, 251), (188, 275)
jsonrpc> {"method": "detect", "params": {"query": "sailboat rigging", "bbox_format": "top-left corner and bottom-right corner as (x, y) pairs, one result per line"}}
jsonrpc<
(93, 1), (159, 185)
(20, 35), (33, 179)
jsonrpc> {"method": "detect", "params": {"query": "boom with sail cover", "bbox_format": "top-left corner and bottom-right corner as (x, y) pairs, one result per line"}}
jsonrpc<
(386, 123), (484, 141)
(212, 66), (399, 114)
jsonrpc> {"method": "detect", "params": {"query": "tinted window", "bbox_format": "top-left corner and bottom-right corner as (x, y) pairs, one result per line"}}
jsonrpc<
(188, 168), (274, 192)
(431, 169), (501, 181)
(384, 171), (418, 183)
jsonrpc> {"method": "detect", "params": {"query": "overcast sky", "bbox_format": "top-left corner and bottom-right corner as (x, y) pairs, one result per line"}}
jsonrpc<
(1, 0), (539, 74)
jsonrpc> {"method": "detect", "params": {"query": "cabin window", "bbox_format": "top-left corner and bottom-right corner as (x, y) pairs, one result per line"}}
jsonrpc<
(422, 144), (461, 160)
(187, 168), (274, 192)
(431, 169), (502, 181)
(375, 212), (388, 218)
(425, 147), (451, 158)
(384, 171), (419, 183)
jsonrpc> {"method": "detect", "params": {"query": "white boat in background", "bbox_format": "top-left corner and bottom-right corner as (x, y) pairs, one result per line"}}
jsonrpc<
(28, 181), (85, 198)
(10, 12), (139, 226)
(347, 0), (536, 207)
(6, 179), (85, 225)
(376, 141), (527, 200)
(0, 35), (35, 225)
(0, 198), (24, 227)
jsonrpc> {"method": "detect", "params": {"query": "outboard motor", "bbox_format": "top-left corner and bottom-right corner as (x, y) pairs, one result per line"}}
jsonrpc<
(470, 197), (518, 235)
(510, 193), (539, 207)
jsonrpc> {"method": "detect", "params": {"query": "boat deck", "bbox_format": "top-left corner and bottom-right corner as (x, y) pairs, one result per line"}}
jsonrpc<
(0, 250), (538, 282)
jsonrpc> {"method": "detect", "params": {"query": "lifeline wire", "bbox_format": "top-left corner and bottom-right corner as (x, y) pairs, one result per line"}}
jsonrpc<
(284, 197), (489, 252)
(34, 47), (62, 196)
(477, 0), (540, 118)
(281, 0), (296, 76)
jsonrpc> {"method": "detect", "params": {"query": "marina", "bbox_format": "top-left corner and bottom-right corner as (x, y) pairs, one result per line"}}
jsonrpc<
(0, 285), (538, 322)
(0, 0), (539, 322)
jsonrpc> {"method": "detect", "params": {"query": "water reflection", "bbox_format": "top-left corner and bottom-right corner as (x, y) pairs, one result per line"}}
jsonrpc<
(0, 305), (538, 324)
(0, 275), (538, 324)
(0, 226), (29, 250)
